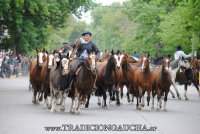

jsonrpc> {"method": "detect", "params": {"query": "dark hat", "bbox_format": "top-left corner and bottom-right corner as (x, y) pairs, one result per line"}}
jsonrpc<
(63, 42), (68, 44)
(82, 31), (92, 36)
(176, 46), (182, 50)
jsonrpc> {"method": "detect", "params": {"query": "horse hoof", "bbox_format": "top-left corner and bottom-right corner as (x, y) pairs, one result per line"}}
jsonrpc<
(185, 98), (189, 100)
(85, 104), (89, 108)
(136, 106), (142, 110)
(178, 96), (182, 100)
(172, 95), (175, 98)
(116, 102), (120, 106)
(48, 105), (52, 110)
(32, 100), (37, 104)
(151, 106), (154, 109)
(141, 104), (145, 107)
(97, 102), (101, 106)
(60, 107), (65, 112)
(147, 108), (151, 112)
(50, 109), (56, 114)
(164, 109), (167, 112)
(156, 108), (160, 111)
(102, 105), (107, 109)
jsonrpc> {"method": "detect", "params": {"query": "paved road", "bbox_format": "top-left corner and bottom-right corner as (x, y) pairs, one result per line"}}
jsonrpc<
(0, 77), (200, 134)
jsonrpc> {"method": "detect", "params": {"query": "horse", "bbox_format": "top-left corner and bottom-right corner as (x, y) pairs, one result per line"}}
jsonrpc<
(175, 58), (199, 100)
(93, 50), (124, 108)
(98, 50), (110, 62)
(29, 49), (47, 104)
(70, 51), (96, 114)
(134, 54), (152, 111)
(40, 51), (56, 107)
(119, 53), (135, 103)
(49, 52), (70, 113)
(152, 56), (171, 111)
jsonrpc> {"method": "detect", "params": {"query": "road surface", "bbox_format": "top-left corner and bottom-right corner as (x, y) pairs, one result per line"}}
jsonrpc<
(0, 76), (200, 134)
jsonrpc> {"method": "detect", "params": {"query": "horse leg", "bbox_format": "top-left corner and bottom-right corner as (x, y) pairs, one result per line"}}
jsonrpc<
(115, 86), (120, 106)
(126, 85), (131, 103)
(184, 84), (189, 100)
(137, 87), (142, 110)
(85, 94), (91, 108)
(102, 90), (107, 108)
(76, 95), (81, 114)
(141, 92), (145, 107)
(164, 90), (169, 112)
(169, 89), (175, 98)
(120, 85), (124, 99)
(151, 93), (155, 109)
(39, 89), (43, 102)
(50, 90), (58, 113)
(97, 96), (102, 106)
(60, 92), (66, 112)
(32, 89), (37, 104)
(43, 92), (49, 107)
(156, 89), (161, 111)
(172, 81), (181, 99)
(146, 90), (151, 111)
(70, 88), (78, 114)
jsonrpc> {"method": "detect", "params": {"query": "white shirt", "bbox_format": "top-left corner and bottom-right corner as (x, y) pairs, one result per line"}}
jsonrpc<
(174, 50), (191, 60)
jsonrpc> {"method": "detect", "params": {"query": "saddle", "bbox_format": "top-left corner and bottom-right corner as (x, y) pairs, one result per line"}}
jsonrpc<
(75, 64), (82, 75)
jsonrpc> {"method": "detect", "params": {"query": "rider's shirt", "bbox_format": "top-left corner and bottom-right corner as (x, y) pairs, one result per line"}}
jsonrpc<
(174, 50), (191, 60)
(75, 40), (99, 57)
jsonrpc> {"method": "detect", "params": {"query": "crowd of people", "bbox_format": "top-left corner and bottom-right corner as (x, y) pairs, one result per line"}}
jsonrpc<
(0, 52), (31, 78)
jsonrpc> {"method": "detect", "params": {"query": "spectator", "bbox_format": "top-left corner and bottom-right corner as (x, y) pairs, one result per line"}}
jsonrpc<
(1, 60), (12, 78)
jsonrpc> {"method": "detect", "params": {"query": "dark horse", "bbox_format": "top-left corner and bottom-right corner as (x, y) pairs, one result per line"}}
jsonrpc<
(49, 52), (70, 113)
(175, 58), (199, 100)
(94, 50), (122, 108)
(152, 56), (171, 111)
(29, 49), (47, 104)
(134, 54), (152, 111)
(70, 51), (96, 114)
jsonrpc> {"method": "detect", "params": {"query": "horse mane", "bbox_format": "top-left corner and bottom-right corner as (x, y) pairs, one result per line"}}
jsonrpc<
(105, 56), (116, 77)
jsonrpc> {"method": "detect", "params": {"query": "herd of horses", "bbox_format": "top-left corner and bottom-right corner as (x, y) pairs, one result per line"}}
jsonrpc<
(29, 48), (200, 114)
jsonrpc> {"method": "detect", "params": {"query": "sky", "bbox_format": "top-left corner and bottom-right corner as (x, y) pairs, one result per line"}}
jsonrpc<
(77, 0), (127, 24)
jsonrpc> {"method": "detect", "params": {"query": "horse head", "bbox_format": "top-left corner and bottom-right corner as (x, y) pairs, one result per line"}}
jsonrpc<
(112, 50), (124, 69)
(99, 50), (110, 62)
(61, 53), (70, 75)
(36, 48), (48, 67)
(85, 51), (96, 71)
(47, 50), (56, 69)
(162, 56), (170, 72)
(141, 54), (150, 71)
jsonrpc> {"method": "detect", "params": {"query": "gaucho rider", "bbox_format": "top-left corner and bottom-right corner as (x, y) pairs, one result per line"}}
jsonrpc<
(67, 31), (100, 91)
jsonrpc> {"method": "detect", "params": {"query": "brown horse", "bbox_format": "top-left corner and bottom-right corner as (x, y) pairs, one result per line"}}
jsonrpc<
(152, 56), (171, 111)
(99, 50), (110, 62)
(119, 53), (136, 103)
(134, 54), (152, 111)
(29, 49), (48, 104)
(70, 52), (96, 113)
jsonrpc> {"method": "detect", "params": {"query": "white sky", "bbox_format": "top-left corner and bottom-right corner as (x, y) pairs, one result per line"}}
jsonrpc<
(77, 0), (127, 24)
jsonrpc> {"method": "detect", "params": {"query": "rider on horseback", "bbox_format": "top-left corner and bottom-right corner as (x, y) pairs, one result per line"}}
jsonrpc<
(174, 46), (191, 60)
(67, 31), (100, 91)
